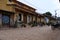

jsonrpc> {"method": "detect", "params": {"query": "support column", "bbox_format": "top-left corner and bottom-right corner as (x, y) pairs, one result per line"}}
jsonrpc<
(23, 14), (27, 23)
(10, 14), (14, 27)
(32, 15), (33, 22)
(0, 14), (2, 27)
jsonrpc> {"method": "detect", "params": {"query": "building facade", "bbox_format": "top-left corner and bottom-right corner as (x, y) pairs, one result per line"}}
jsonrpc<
(0, 0), (44, 27)
(1, 0), (55, 28)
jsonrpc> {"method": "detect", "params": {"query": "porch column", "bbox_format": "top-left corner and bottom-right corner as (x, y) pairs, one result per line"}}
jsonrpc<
(0, 14), (2, 27)
(32, 15), (33, 22)
(33, 16), (35, 21)
(10, 14), (14, 27)
(23, 14), (27, 23)
(35, 16), (37, 22)
(27, 15), (32, 23)
(37, 17), (40, 23)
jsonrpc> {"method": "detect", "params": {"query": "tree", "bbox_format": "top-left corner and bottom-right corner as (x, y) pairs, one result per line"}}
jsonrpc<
(59, 0), (60, 2)
(43, 12), (52, 16)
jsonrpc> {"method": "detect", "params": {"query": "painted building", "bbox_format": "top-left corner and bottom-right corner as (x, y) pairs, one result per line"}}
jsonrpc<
(43, 14), (57, 24)
(36, 13), (45, 23)
(0, 0), (38, 27)
(0, 0), (54, 27)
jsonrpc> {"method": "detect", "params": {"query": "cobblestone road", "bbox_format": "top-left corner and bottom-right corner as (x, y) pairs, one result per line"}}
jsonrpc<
(0, 26), (60, 40)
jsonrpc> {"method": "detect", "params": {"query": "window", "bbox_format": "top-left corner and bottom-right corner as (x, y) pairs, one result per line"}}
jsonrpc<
(9, 0), (12, 2)
(27, 15), (31, 23)
(19, 14), (22, 21)
(2, 15), (10, 24)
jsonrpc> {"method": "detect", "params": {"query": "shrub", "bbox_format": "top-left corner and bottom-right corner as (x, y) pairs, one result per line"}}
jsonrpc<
(19, 21), (26, 28)
(20, 23), (26, 28)
(28, 22), (33, 25)
(31, 21), (38, 27)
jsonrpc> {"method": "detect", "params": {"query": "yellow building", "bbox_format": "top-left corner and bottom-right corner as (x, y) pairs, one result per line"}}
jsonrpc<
(0, 0), (37, 27)
(0, 0), (48, 27)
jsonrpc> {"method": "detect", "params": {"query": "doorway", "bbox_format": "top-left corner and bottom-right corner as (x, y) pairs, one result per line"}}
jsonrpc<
(2, 14), (10, 27)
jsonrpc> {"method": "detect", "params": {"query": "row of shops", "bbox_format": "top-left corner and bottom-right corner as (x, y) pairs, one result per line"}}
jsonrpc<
(0, 0), (57, 27)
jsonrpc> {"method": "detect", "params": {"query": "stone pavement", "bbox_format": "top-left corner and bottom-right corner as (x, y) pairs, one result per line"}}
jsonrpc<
(0, 26), (60, 40)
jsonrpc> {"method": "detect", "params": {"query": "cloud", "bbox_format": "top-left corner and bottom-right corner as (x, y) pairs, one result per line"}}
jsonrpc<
(18, 0), (60, 17)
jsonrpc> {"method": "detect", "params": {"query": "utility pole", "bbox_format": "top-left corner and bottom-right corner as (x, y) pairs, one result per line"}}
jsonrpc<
(55, 9), (59, 19)
(55, 10), (57, 19)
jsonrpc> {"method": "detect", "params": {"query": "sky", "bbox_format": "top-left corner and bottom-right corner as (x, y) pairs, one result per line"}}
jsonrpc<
(18, 0), (60, 17)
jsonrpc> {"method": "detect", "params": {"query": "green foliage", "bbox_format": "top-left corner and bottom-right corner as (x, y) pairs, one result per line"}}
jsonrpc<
(31, 21), (38, 27)
(28, 22), (33, 25)
(19, 21), (26, 28)
(43, 12), (52, 16)
(20, 23), (26, 27)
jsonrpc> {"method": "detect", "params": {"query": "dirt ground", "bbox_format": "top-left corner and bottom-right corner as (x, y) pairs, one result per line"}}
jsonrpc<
(0, 26), (60, 40)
